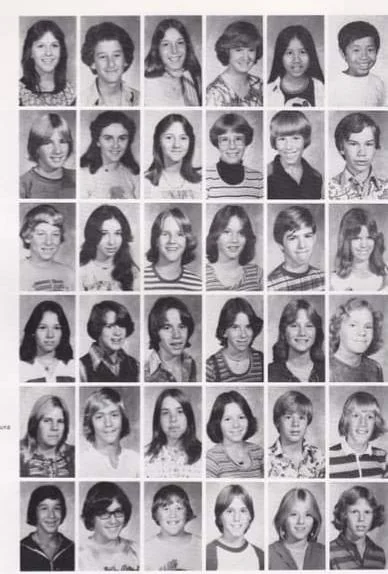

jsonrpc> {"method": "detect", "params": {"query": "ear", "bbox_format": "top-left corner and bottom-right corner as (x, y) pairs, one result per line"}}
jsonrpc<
(339, 48), (347, 62)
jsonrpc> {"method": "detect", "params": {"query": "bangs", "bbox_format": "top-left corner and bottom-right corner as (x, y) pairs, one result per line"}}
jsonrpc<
(272, 122), (305, 138)
(230, 36), (259, 50)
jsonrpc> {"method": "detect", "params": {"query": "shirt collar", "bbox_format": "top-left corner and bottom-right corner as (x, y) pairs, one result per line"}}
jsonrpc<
(341, 166), (378, 188)
(89, 342), (126, 371)
(340, 436), (373, 456)
(147, 349), (192, 377)
(271, 437), (311, 457)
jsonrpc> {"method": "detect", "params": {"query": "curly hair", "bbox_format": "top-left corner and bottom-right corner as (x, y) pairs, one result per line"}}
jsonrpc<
(215, 20), (262, 66)
(274, 488), (322, 542)
(145, 114), (201, 187)
(207, 390), (257, 443)
(268, 24), (324, 83)
(332, 485), (384, 532)
(146, 388), (201, 465)
(80, 204), (137, 291)
(206, 205), (256, 266)
(80, 111), (139, 175)
(329, 297), (384, 356)
(147, 207), (197, 265)
(215, 297), (263, 347)
(20, 300), (73, 363)
(21, 19), (69, 94)
(272, 299), (324, 363)
(334, 208), (386, 279)
(20, 204), (65, 250)
(81, 21), (135, 72)
(338, 391), (387, 442)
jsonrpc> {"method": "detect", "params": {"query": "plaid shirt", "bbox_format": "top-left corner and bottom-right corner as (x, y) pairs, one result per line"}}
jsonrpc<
(329, 168), (388, 200)
(269, 438), (325, 478)
(267, 264), (325, 291)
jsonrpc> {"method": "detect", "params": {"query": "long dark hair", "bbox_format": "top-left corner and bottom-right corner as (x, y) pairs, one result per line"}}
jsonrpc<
(146, 387), (201, 465)
(268, 25), (324, 83)
(80, 204), (137, 291)
(20, 300), (73, 363)
(145, 114), (201, 186)
(21, 19), (69, 94)
(80, 111), (139, 175)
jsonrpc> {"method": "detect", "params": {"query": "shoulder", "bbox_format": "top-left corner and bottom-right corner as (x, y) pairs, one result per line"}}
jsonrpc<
(250, 348), (263, 360)
(312, 78), (325, 104)
(302, 158), (322, 180)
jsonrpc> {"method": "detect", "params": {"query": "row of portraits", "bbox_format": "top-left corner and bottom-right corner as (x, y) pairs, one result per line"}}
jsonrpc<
(19, 108), (388, 201)
(19, 293), (388, 383)
(18, 201), (388, 294)
(19, 384), (388, 480)
(19, 15), (388, 108)
(20, 480), (388, 571)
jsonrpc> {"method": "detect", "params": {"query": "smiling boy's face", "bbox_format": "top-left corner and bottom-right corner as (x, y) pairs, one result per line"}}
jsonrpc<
(341, 36), (378, 77)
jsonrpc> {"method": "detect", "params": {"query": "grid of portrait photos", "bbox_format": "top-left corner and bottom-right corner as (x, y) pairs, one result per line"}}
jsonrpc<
(17, 13), (388, 572)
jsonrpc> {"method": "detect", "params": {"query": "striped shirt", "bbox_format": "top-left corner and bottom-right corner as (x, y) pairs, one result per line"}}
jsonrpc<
(206, 166), (264, 199)
(329, 439), (388, 478)
(267, 264), (325, 291)
(206, 348), (263, 382)
(144, 264), (202, 291)
(206, 442), (264, 478)
(330, 533), (386, 570)
(206, 263), (263, 291)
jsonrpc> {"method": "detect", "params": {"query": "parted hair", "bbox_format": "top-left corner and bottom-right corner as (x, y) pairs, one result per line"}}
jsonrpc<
(151, 483), (195, 525)
(332, 485), (384, 532)
(147, 207), (197, 265)
(214, 484), (254, 533)
(215, 21), (263, 66)
(206, 205), (256, 265)
(82, 481), (132, 530)
(215, 297), (263, 347)
(209, 112), (254, 149)
(83, 387), (130, 443)
(148, 296), (195, 351)
(274, 488), (322, 541)
(81, 21), (135, 72)
(338, 391), (387, 442)
(273, 206), (316, 246)
(27, 485), (67, 526)
(334, 112), (380, 154)
(22, 395), (70, 453)
(27, 113), (73, 163)
(21, 19), (69, 94)
(329, 297), (383, 356)
(86, 300), (134, 342)
(273, 390), (313, 430)
(207, 390), (257, 443)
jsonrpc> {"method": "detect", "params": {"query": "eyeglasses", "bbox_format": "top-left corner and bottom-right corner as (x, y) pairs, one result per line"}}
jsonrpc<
(97, 509), (125, 521)
(217, 134), (245, 149)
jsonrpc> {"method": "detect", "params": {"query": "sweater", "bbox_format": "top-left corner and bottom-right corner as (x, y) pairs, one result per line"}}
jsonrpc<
(269, 540), (325, 570)
(20, 532), (74, 571)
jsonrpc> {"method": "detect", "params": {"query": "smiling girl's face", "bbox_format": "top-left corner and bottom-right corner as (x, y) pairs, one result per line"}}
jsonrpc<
(31, 31), (61, 78)
(284, 498), (314, 544)
(282, 36), (310, 80)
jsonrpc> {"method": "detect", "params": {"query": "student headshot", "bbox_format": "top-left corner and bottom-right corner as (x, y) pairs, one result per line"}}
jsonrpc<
(19, 296), (75, 383)
(330, 206), (388, 292)
(268, 296), (325, 383)
(329, 18), (387, 107)
(206, 110), (263, 199)
(144, 295), (201, 383)
(268, 388), (325, 479)
(329, 389), (388, 479)
(330, 484), (387, 569)
(267, 110), (323, 200)
(206, 17), (263, 107)
(267, 205), (325, 292)
(20, 203), (75, 292)
(144, 16), (202, 107)
(19, 110), (76, 199)
(79, 386), (140, 478)
(19, 17), (76, 106)
(20, 388), (75, 478)
(206, 295), (264, 383)
(329, 112), (388, 201)
(267, 16), (325, 107)
(20, 482), (74, 571)
(79, 203), (140, 292)
(79, 481), (139, 571)
(144, 386), (202, 478)
(79, 297), (139, 383)
(268, 483), (325, 570)
(144, 204), (202, 291)
(80, 110), (140, 199)
(206, 204), (263, 291)
(206, 483), (264, 571)
(144, 110), (202, 200)
(329, 296), (385, 383)
(144, 482), (202, 571)
(206, 387), (264, 478)
(80, 17), (140, 106)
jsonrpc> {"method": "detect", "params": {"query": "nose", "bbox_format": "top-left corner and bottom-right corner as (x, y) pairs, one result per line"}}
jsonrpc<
(50, 419), (58, 430)
(296, 513), (304, 525)
(170, 42), (178, 54)
(46, 327), (55, 339)
(285, 137), (293, 150)
(169, 411), (178, 423)
(232, 417), (240, 428)
(297, 323), (306, 336)
(44, 43), (52, 56)
(107, 55), (116, 69)
(228, 137), (237, 149)
(291, 415), (299, 427)
(171, 326), (181, 339)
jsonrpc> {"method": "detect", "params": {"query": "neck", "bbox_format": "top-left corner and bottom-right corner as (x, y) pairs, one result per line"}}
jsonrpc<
(334, 346), (362, 368)
(158, 530), (188, 541)
(220, 534), (245, 548)
(166, 437), (182, 449)
(345, 529), (366, 544)
(282, 73), (308, 90)
(35, 165), (63, 179)
(346, 436), (368, 454)
(224, 67), (249, 84)
(280, 437), (303, 454)
(29, 254), (55, 268)
(159, 350), (182, 366)
(223, 347), (249, 361)
(36, 352), (56, 362)
(155, 259), (182, 278)
(36, 444), (57, 457)
(347, 165), (371, 180)
(215, 257), (240, 269)
(163, 158), (183, 172)
(165, 68), (184, 79)
(93, 532), (120, 547)
(223, 439), (244, 451)
(284, 537), (308, 549)
(36, 527), (58, 544)
(283, 258), (309, 274)
(280, 157), (303, 175)
(287, 348), (312, 365)
(94, 253), (114, 265)
(97, 78), (122, 96)
(94, 440), (121, 456)
(351, 260), (371, 274)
